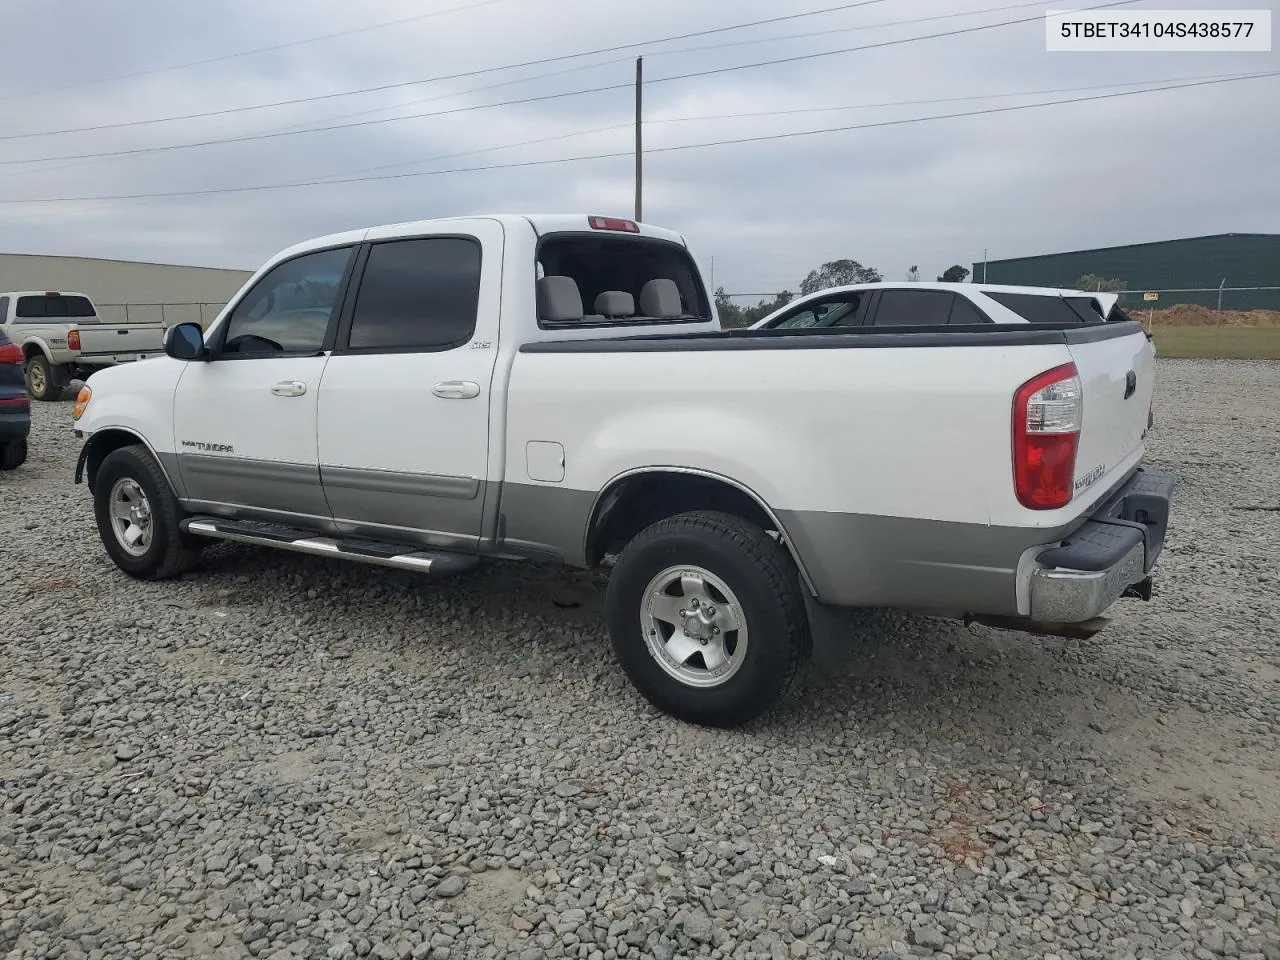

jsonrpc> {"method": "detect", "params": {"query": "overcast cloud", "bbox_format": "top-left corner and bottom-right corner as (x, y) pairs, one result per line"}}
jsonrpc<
(0, 0), (1276, 297)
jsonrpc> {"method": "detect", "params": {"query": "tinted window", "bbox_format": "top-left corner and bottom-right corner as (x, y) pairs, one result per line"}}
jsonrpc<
(348, 238), (481, 351)
(220, 246), (353, 356)
(872, 290), (955, 326)
(948, 295), (991, 325)
(1065, 296), (1107, 323)
(537, 235), (709, 324)
(986, 292), (1090, 324)
(769, 293), (865, 330)
(0, 297), (8, 322)
(15, 294), (96, 318)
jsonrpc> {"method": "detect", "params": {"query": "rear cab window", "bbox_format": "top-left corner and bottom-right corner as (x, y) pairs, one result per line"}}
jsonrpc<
(15, 294), (97, 319)
(535, 233), (711, 328)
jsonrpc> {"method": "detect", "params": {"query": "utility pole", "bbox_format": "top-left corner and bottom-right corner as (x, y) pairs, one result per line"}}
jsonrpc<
(634, 57), (643, 222)
(982, 248), (988, 283)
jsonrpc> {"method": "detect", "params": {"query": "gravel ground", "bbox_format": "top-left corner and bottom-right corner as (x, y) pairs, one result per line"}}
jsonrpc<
(2, 358), (1278, 960)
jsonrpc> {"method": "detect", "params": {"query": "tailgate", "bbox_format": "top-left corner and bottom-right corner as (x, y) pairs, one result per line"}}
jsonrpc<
(76, 324), (165, 358)
(1066, 327), (1155, 502)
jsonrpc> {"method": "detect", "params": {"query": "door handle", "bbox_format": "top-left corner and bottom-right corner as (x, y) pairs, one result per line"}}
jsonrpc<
(271, 380), (307, 397)
(432, 380), (480, 400)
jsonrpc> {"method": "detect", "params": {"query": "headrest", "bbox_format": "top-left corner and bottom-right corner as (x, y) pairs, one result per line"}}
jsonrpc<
(639, 278), (683, 318)
(594, 291), (635, 319)
(537, 276), (583, 323)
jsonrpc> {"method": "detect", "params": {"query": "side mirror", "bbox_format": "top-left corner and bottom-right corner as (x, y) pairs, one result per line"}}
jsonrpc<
(165, 322), (206, 361)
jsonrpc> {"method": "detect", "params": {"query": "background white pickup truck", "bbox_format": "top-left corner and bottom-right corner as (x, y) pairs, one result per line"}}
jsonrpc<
(70, 213), (1175, 727)
(0, 290), (166, 400)
(749, 281), (1137, 330)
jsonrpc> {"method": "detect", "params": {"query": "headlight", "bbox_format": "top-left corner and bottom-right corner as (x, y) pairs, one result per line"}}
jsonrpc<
(72, 386), (92, 420)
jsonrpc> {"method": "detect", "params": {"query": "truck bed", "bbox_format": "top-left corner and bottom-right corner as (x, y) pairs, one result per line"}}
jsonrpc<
(506, 319), (1155, 617)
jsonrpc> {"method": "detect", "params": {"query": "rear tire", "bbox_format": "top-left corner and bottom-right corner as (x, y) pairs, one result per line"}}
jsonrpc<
(93, 445), (202, 580)
(0, 439), (27, 470)
(605, 510), (811, 728)
(24, 355), (68, 402)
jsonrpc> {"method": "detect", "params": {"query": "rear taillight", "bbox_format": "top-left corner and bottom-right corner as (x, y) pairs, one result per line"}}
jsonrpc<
(67, 330), (81, 351)
(0, 343), (22, 365)
(1013, 362), (1082, 510)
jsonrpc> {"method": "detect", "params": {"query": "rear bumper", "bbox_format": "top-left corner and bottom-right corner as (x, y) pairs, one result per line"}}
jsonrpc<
(0, 403), (31, 441)
(1028, 468), (1175, 622)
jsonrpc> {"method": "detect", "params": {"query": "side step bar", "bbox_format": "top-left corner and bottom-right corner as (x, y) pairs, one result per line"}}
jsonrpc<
(181, 517), (479, 575)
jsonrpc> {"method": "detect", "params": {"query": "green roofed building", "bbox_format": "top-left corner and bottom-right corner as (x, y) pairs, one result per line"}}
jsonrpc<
(973, 233), (1280, 311)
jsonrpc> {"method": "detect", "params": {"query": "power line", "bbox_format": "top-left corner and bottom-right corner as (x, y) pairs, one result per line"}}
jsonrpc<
(0, 0), (900, 140)
(0, 0), (510, 102)
(0, 0), (1141, 168)
(4, 70), (1271, 206)
(249, 0), (1075, 145)
(295, 70), (1261, 185)
(643, 70), (1265, 124)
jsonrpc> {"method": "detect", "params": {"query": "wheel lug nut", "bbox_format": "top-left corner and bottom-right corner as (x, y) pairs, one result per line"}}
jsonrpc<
(713, 627), (720, 635)
(690, 598), (699, 607)
(706, 607), (716, 617)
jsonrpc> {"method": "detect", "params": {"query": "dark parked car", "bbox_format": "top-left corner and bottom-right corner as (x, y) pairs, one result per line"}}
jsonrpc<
(0, 326), (30, 469)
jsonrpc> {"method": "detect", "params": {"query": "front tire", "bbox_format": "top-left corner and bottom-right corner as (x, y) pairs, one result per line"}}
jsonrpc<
(605, 510), (811, 728)
(24, 355), (68, 402)
(93, 446), (202, 580)
(0, 439), (27, 470)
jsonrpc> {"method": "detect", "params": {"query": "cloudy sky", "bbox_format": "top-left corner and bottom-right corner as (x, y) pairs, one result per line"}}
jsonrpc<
(1, 0), (1276, 299)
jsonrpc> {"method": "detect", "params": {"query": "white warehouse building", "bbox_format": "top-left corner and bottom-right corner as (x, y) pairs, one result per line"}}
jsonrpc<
(0, 253), (252, 328)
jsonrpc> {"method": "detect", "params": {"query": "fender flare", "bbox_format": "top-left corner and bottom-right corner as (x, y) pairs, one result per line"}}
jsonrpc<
(584, 465), (820, 597)
(75, 427), (182, 499)
(19, 337), (56, 364)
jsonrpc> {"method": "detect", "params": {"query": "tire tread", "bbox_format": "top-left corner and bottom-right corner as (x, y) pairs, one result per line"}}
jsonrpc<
(95, 446), (201, 580)
(0, 438), (27, 470)
(607, 509), (811, 727)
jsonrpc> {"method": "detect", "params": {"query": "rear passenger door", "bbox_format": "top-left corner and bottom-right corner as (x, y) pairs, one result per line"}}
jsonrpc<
(866, 289), (981, 327)
(316, 222), (504, 550)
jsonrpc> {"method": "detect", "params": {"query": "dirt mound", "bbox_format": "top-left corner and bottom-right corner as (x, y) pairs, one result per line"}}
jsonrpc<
(1140, 304), (1280, 328)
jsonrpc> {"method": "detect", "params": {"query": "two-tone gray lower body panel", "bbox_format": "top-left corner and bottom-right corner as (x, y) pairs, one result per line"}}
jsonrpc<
(165, 454), (1154, 625)
(175, 455), (485, 550)
(180, 454), (330, 518)
(775, 509), (1066, 617)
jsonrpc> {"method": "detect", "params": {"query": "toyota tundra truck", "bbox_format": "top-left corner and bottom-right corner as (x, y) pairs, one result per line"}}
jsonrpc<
(1, 291), (166, 400)
(70, 214), (1174, 727)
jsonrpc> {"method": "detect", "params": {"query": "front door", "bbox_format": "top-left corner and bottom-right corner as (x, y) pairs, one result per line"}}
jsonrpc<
(316, 221), (503, 549)
(172, 244), (357, 525)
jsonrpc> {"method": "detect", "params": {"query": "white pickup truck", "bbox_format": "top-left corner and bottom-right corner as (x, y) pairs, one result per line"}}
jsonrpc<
(70, 214), (1174, 727)
(0, 291), (166, 400)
